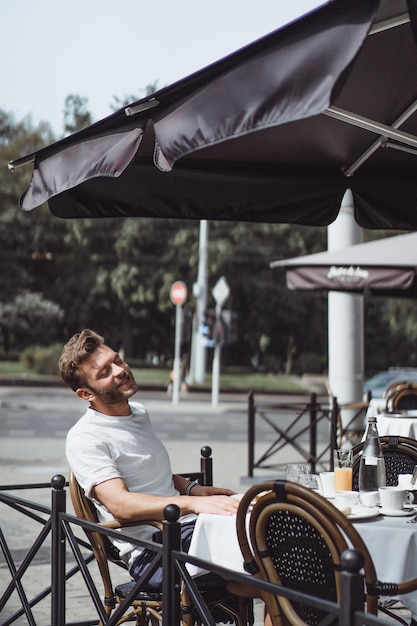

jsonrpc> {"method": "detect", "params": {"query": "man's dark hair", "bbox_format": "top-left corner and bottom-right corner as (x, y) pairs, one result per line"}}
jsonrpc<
(58, 329), (104, 391)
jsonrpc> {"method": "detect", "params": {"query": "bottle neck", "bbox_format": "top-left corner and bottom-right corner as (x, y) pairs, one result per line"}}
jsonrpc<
(366, 420), (379, 437)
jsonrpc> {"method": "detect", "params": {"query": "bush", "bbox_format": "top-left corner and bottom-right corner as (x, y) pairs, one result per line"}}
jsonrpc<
(21, 343), (63, 375)
(2, 292), (64, 352)
(293, 351), (327, 375)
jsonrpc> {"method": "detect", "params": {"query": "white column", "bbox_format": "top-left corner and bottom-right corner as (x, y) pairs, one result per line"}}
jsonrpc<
(327, 191), (364, 414)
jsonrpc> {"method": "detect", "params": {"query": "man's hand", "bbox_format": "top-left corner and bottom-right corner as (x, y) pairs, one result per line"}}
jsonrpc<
(189, 494), (239, 515)
(94, 476), (239, 522)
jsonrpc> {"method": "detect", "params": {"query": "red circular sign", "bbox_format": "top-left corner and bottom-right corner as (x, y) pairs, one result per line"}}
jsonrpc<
(170, 281), (188, 305)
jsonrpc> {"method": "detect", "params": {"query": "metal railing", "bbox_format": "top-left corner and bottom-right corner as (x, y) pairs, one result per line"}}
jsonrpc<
(247, 391), (338, 477)
(1, 476), (394, 626)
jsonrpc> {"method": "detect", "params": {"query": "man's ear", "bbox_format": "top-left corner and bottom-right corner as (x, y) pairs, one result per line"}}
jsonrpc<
(76, 387), (95, 402)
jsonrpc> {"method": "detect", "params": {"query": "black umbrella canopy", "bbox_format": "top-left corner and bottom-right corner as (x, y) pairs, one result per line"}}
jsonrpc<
(271, 232), (417, 295)
(9, 0), (417, 229)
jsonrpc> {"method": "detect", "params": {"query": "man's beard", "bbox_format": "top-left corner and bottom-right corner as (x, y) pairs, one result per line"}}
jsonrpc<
(88, 379), (138, 405)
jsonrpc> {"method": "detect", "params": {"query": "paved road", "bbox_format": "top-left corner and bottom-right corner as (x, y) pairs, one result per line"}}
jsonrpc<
(0, 385), (331, 444)
(0, 384), (334, 497)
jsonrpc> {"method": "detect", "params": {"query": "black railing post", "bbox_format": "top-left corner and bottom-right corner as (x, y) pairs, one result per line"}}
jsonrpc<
(200, 446), (213, 486)
(309, 393), (317, 472)
(51, 474), (66, 626)
(163, 504), (181, 626)
(339, 549), (366, 626)
(247, 391), (255, 477)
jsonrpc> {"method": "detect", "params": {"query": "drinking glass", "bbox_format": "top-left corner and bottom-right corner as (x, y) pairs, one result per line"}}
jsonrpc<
(286, 463), (309, 484)
(334, 449), (353, 491)
(305, 473), (321, 492)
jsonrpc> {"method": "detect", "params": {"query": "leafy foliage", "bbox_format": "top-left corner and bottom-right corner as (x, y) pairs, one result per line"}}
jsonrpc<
(2, 292), (63, 350)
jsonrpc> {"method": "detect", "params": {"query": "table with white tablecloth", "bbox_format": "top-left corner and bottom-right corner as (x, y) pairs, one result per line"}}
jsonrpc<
(354, 513), (417, 616)
(373, 413), (417, 438)
(188, 505), (417, 618)
(188, 512), (244, 577)
(365, 400), (417, 438)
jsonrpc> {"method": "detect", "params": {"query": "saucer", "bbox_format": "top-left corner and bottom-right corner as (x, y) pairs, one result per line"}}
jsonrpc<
(379, 507), (417, 517)
(347, 505), (380, 521)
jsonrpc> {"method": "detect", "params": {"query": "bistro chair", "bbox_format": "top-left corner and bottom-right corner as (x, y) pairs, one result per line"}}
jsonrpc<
(69, 455), (251, 626)
(385, 382), (417, 412)
(69, 470), (163, 625)
(383, 380), (410, 401)
(351, 435), (417, 490)
(334, 400), (369, 448)
(235, 479), (417, 626)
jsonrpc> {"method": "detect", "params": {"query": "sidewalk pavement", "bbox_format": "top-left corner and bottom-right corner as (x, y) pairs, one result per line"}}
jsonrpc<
(0, 390), (325, 625)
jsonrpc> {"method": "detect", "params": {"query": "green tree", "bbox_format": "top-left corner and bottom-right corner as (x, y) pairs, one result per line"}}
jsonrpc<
(204, 221), (328, 373)
(63, 95), (93, 134)
(0, 110), (63, 350)
(2, 291), (63, 350)
(110, 81), (160, 111)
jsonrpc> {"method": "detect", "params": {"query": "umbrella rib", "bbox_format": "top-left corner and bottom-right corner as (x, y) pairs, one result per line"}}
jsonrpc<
(340, 99), (417, 176)
(369, 12), (409, 35)
(325, 106), (417, 148)
(325, 106), (417, 177)
(124, 98), (160, 116)
(382, 141), (417, 156)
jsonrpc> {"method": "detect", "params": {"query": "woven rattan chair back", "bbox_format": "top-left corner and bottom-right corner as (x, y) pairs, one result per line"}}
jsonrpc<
(236, 480), (379, 626)
(393, 391), (417, 411)
(351, 436), (417, 490)
(385, 382), (417, 412)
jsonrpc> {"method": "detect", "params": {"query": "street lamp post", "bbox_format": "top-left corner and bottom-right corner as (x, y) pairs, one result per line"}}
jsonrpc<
(170, 281), (188, 405)
(191, 220), (208, 383)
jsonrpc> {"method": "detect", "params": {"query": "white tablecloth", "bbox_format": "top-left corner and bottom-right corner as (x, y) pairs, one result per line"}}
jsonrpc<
(373, 414), (417, 438)
(354, 513), (417, 616)
(365, 400), (417, 438)
(366, 399), (386, 416)
(188, 513), (244, 577)
(188, 506), (417, 617)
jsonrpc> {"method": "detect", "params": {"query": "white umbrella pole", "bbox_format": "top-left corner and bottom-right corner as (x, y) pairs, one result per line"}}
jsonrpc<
(328, 191), (364, 428)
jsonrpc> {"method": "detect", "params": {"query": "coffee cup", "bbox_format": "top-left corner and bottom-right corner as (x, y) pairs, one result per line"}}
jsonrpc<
(398, 474), (413, 489)
(319, 472), (335, 498)
(378, 486), (413, 511)
(359, 491), (380, 507)
(335, 491), (358, 508)
(398, 475), (417, 502)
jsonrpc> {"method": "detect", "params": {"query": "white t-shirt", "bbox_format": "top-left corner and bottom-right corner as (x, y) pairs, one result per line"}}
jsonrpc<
(66, 401), (194, 568)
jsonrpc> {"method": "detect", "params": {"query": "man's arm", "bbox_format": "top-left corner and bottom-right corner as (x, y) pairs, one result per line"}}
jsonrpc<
(173, 474), (236, 497)
(93, 477), (239, 523)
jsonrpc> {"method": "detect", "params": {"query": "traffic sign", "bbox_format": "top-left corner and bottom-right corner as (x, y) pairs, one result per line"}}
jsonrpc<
(170, 281), (188, 306)
(212, 276), (230, 310)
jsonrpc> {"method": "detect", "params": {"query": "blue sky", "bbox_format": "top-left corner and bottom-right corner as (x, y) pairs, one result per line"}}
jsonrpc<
(2, 1), (324, 135)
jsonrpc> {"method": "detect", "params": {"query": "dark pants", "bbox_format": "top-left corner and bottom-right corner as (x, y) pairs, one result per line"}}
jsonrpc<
(129, 521), (196, 590)
(130, 520), (224, 591)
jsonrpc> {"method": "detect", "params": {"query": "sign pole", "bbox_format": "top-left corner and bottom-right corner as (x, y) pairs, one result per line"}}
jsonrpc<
(170, 281), (188, 406)
(172, 303), (182, 405)
(211, 306), (221, 408)
(211, 277), (230, 408)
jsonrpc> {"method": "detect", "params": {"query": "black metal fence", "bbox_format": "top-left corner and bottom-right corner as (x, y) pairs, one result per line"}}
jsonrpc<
(0, 476), (393, 626)
(247, 391), (339, 477)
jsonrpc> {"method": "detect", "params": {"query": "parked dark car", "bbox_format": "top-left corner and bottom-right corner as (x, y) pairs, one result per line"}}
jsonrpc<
(363, 367), (417, 399)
